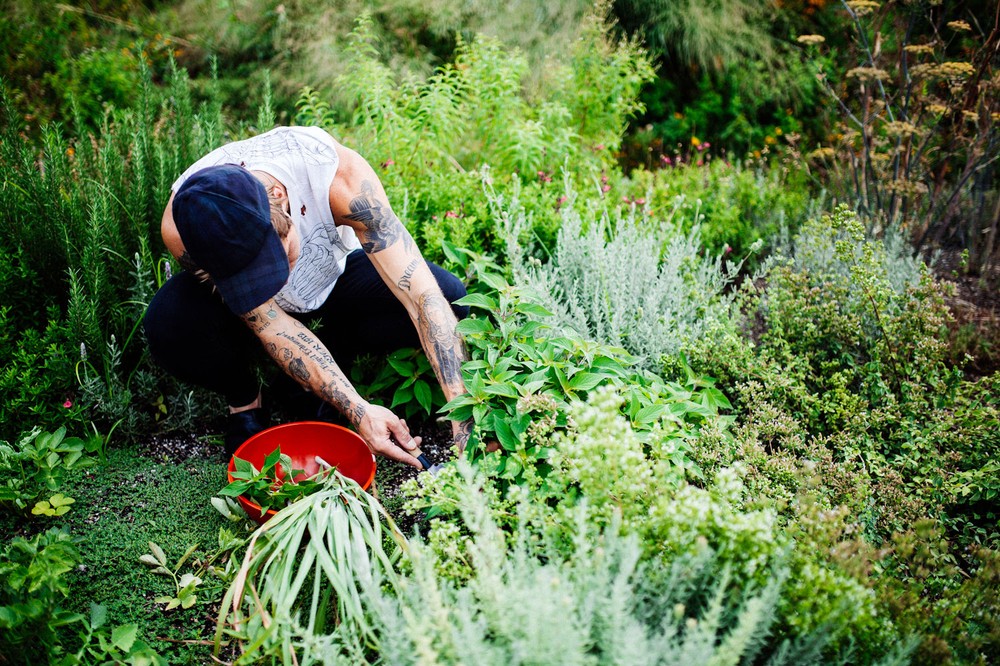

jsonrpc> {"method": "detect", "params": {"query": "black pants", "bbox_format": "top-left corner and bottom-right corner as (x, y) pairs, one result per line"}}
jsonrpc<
(143, 249), (469, 409)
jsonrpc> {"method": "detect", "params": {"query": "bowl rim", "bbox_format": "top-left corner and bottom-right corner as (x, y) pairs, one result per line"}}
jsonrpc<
(226, 420), (376, 519)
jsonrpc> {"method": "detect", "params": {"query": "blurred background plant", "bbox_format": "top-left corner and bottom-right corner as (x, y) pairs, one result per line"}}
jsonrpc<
(797, 0), (998, 276)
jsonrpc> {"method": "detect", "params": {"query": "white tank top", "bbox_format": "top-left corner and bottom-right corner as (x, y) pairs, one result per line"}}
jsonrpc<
(172, 126), (361, 313)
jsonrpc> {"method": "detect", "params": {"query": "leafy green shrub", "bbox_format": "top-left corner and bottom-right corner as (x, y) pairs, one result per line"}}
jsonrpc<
(0, 527), (165, 665)
(440, 261), (727, 489)
(626, 157), (819, 259)
(407, 390), (909, 662)
(352, 348), (447, 422)
(0, 61), (231, 439)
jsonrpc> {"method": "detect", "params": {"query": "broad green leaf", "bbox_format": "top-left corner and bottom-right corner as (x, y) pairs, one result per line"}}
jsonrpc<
(634, 404), (667, 424)
(484, 383), (519, 398)
(515, 302), (553, 318)
(112, 624), (138, 652)
(233, 457), (255, 476)
(387, 357), (415, 376)
(390, 385), (413, 408)
(456, 318), (494, 336)
(218, 481), (251, 497)
(493, 419), (519, 451)
(479, 272), (510, 292)
(568, 372), (606, 392)
(414, 381), (433, 414)
(49, 493), (74, 507)
(455, 293), (498, 311)
(262, 447), (282, 471)
(148, 542), (167, 567)
(138, 554), (161, 568)
(90, 603), (108, 630)
(176, 543), (199, 570)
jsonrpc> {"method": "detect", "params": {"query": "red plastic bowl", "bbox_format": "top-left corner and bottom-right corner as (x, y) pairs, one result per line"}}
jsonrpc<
(227, 421), (376, 525)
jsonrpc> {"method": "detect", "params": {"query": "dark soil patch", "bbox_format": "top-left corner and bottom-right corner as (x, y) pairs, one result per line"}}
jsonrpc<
(932, 248), (1000, 379)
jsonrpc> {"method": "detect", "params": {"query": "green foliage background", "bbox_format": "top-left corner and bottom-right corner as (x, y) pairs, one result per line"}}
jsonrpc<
(0, 0), (998, 664)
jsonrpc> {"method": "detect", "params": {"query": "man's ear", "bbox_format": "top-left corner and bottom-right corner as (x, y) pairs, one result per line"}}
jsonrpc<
(272, 182), (291, 213)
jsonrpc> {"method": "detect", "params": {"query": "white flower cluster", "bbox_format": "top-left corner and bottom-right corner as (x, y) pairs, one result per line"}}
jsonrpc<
(552, 386), (655, 517)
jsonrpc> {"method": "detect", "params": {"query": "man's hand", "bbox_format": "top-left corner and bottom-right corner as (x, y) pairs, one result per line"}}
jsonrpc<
(357, 403), (423, 469)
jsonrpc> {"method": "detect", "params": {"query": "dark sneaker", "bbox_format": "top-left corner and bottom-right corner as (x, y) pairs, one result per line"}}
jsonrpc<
(224, 409), (267, 458)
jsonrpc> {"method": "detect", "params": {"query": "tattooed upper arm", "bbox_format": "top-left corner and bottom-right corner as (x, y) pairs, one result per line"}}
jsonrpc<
(341, 180), (414, 254)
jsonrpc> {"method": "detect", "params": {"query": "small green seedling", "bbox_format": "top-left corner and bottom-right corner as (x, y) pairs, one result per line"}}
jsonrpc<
(31, 493), (75, 516)
(140, 542), (203, 611)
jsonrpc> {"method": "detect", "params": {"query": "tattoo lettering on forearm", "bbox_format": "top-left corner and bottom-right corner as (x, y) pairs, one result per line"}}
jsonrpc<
(417, 291), (467, 389)
(397, 259), (419, 291)
(344, 180), (404, 253)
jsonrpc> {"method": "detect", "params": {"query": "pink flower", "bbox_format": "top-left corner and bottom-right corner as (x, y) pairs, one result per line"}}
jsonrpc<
(445, 211), (460, 218)
(697, 160), (704, 167)
(601, 185), (611, 193)
(380, 159), (395, 168)
(63, 399), (73, 409)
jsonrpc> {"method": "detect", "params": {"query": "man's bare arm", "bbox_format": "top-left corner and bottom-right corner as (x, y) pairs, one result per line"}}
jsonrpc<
(240, 300), (423, 468)
(331, 144), (473, 450)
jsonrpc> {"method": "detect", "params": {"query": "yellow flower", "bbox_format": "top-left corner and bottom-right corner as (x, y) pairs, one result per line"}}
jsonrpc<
(903, 44), (935, 56)
(691, 136), (701, 147)
(66, 147), (75, 157)
(808, 147), (836, 161)
(775, 127), (783, 136)
(847, 67), (890, 82)
(935, 61), (975, 78)
(883, 121), (921, 138)
(765, 135), (777, 145)
(947, 20), (971, 32)
(926, 103), (949, 115)
(962, 110), (979, 122)
(796, 34), (826, 45)
(845, 1), (880, 17)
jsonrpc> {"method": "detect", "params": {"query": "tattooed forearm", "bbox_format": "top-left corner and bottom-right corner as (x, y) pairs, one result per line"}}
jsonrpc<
(243, 305), (367, 423)
(289, 358), (310, 382)
(454, 418), (473, 452)
(416, 291), (467, 391)
(320, 380), (366, 427)
(343, 180), (413, 253)
(397, 259), (419, 291)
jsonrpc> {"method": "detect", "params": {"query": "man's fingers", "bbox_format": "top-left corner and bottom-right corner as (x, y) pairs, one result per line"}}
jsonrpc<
(377, 440), (423, 469)
(389, 418), (417, 451)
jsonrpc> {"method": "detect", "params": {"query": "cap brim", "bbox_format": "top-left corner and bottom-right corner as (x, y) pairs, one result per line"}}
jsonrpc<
(212, 229), (290, 315)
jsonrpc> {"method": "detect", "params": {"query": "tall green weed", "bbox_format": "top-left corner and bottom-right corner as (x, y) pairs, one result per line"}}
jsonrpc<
(295, 10), (653, 262)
